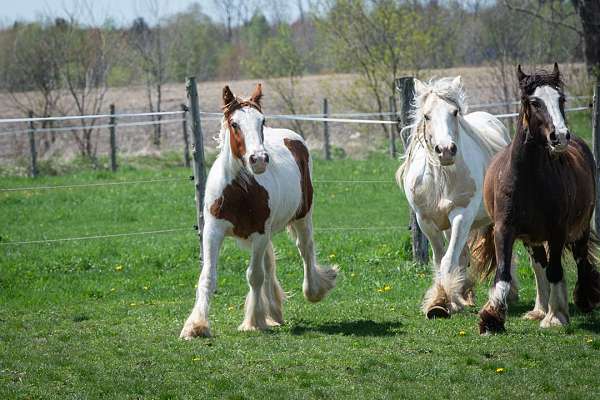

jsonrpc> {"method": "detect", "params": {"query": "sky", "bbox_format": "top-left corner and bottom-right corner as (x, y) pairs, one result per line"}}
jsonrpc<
(0, 0), (308, 27)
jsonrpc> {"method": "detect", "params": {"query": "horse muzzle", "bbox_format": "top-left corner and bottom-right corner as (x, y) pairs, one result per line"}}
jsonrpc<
(434, 143), (457, 166)
(249, 151), (270, 174)
(549, 130), (570, 154)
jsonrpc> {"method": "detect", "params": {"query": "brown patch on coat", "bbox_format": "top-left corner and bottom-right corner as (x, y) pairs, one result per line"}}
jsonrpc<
(284, 138), (313, 219)
(479, 304), (506, 334)
(209, 175), (270, 239)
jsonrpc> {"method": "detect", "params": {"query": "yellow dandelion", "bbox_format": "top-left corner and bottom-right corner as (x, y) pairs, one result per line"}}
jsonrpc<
(329, 253), (336, 260)
(586, 338), (593, 343)
(129, 302), (136, 307)
(496, 368), (505, 373)
(458, 331), (466, 336)
(383, 285), (391, 292)
(143, 286), (149, 290)
(192, 357), (201, 362)
(228, 305), (235, 311)
(115, 265), (123, 272)
(350, 272), (356, 278)
(110, 288), (116, 292)
(377, 288), (384, 293)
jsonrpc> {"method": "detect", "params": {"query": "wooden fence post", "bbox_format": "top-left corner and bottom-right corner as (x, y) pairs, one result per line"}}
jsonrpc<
(181, 103), (191, 168)
(322, 98), (331, 160)
(186, 77), (207, 238)
(396, 77), (429, 264)
(593, 82), (600, 233)
(109, 104), (117, 172)
(27, 110), (38, 178)
(388, 95), (398, 158)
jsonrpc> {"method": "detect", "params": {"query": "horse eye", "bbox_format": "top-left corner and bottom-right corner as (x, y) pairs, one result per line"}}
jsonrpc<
(453, 109), (458, 117)
(424, 114), (431, 121)
(530, 101), (539, 108)
(231, 122), (239, 129)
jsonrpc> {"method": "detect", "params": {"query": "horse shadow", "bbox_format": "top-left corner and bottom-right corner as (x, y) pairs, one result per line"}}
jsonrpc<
(290, 319), (404, 337)
(507, 301), (600, 333)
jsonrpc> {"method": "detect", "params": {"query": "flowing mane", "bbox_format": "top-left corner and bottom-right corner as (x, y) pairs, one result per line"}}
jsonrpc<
(398, 77), (504, 183)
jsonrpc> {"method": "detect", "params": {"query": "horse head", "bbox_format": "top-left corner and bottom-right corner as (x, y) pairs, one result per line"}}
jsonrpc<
(414, 76), (464, 166)
(517, 63), (570, 154)
(222, 84), (269, 174)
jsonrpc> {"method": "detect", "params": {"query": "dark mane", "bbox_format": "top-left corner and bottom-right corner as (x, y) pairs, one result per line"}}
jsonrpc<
(222, 98), (262, 120)
(519, 69), (563, 97)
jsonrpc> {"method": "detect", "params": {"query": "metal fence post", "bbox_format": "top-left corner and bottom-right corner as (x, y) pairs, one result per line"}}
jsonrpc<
(27, 110), (38, 177)
(388, 95), (398, 158)
(181, 103), (191, 168)
(186, 77), (207, 238)
(593, 82), (600, 233)
(396, 77), (429, 264)
(323, 98), (331, 161)
(109, 104), (117, 172)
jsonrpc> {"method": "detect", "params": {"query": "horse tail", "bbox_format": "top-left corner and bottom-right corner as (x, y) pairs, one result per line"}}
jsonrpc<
(469, 224), (497, 281)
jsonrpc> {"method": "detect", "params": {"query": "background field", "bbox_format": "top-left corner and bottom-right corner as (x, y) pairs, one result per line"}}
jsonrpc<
(1, 110), (599, 399)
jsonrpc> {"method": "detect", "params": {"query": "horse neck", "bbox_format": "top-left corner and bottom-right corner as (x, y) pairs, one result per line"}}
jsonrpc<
(218, 128), (245, 180)
(509, 110), (547, 175)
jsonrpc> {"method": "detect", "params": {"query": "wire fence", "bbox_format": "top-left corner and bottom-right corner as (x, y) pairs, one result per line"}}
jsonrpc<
(0, 91), (595, 247)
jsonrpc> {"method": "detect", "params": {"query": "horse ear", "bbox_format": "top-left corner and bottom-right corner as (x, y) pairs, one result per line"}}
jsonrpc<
(517, 64), (527, 82)
(222, 85), (236, 106)
(451, 76), (462, 90)
(414, 79), (428, 95)
(250, 83), (263, 106)
(552, 62), (560, 79)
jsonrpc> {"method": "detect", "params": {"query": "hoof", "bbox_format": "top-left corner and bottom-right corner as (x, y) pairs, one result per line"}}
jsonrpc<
(462, 290), (476, 307)
(266, 317), (283, 327)
(522, 309), (546, 321)
(180, 319), (211, 340)
(540, 312), (569, 328)
(426, 305), (450, 319)
(479, 306), (506, 335)
(238, 320), (268, 332)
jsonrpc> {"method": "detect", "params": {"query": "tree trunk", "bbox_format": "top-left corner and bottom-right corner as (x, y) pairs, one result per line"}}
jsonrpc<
(573, 0), (600, 78)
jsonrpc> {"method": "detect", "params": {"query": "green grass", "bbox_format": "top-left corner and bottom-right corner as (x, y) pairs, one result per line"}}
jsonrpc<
(1, 114), (600, 399)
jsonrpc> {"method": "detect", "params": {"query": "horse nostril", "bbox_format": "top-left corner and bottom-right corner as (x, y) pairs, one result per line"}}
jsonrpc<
(566, 132), (571, 141)
(249, 154), (257, 164)
(549, 131), (557, 142)
(434, 145), (442, 154)
(450, 143), (457, 156)
(264, 154), (270, 163)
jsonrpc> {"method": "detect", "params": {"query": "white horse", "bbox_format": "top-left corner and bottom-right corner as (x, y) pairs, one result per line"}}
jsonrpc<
(397, 77), (512, 318)
(180, 84), (338, 339)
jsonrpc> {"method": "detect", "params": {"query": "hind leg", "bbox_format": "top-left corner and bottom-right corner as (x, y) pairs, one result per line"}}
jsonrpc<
(459, 245), (476, 307)
(571, 231), (600, 313)
(262, 241), (286, 326)
(541, 240), (569, 328)
(523, 245), (549, 321)
(290, 214), (338, 302)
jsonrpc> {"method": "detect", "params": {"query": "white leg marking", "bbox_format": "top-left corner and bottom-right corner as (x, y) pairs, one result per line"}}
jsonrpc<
(292, 215), (338, 303)
(262, 241), (285, 326)
(541, 279), (569, 328)
(523, 257), (549, 321)
(239, 235), (269, 332)
(180, 222), (225, 339)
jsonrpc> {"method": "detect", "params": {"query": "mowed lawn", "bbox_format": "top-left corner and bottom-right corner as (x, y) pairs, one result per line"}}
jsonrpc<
(1, 111), (600, 399)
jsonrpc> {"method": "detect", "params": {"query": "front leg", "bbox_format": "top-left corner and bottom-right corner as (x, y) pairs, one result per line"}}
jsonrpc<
(541, 239), (569, 328)
(416, 214), (450, 318)
(180, 220), (226, 339)
(523, 245), (549, 321)
(479, 224), (514, 334)
(239, 234), (270, 332)
(437, 207), (476, 314)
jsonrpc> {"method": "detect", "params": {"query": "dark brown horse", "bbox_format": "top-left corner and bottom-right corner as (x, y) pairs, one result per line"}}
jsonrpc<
(473, 63), (600, 334)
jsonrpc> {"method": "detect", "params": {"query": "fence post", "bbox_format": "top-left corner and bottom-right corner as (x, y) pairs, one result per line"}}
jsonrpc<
(186, 77), (207, 238)
(322, 98), (331, 160)
(396, 77), (429, 264)
(593, 82), (600, 233)
(388, 95), (397, 158)
(109, 104), (117, 172)
(181, 103), (191, 168)
(27, 110), (38, 178)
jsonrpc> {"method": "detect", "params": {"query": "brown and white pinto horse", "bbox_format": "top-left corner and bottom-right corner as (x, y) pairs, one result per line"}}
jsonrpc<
(474, 63), (600, 334)
(180, 84), (338, 339)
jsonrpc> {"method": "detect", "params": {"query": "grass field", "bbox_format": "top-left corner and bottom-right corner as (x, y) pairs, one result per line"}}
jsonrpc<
(1, 111), (599, 399)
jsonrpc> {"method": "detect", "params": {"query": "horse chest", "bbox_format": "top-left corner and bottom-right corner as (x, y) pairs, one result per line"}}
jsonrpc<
(209, 176), (271, 239)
